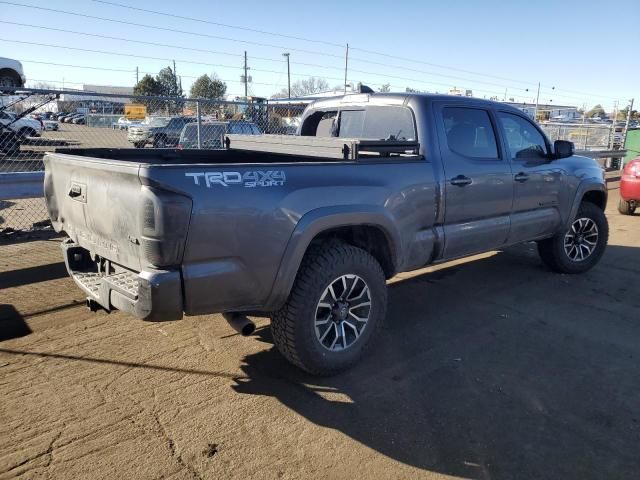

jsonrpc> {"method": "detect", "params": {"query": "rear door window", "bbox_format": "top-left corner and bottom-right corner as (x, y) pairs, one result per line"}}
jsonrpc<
(442, 107), (499, 159)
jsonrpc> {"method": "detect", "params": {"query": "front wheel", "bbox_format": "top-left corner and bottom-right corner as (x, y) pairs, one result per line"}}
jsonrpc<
(271, 242), (387, 375)
(538, 202), (608, 274)
(618, 198), (636, 215)
(18, 127), (36, 138)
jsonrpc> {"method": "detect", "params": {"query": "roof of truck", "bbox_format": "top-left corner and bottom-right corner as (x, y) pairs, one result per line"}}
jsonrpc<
(306, 92), (522, 112)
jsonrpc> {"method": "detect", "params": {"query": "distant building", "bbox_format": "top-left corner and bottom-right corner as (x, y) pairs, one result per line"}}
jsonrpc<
(507, 102), (580, 121)
(448, 87), (473, 97)
(56, 84), (135, 114)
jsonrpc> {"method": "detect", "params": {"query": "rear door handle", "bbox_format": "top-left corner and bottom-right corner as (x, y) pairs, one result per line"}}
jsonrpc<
(514, 172), (529, 183)
(450, 175), (472, 187)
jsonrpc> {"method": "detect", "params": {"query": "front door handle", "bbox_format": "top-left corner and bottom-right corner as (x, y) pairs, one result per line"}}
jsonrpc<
(450, 175), (472, 187)
(514, 172), (529, 183)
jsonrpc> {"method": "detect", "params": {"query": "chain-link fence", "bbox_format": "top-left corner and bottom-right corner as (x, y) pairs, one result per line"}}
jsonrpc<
(540, 122), (618, 151)
(1, 88), (306, 232)
(1, 88), (623, 233)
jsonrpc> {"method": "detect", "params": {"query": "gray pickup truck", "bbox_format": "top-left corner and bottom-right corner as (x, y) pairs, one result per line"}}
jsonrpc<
(44, 93), (608, 375)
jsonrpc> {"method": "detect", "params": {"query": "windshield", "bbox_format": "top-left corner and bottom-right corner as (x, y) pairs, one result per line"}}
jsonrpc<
(143, 117), (169, 127)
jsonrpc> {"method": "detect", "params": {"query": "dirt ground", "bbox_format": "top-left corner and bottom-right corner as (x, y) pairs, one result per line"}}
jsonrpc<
(1, 184), (639, 480)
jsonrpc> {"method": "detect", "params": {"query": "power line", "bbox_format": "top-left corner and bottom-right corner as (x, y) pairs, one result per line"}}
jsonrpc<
(21, 60), (288, 88)
(0, 1), (346, 60)
(1, 4), (625, 103)
(0, 22), (544, 98)
(90, 0), (345, 49)
(0, 20), (351, 75)
(6, 39), (619, 106)
(88, 1), (627, 101)
(1, 20), (524, 92)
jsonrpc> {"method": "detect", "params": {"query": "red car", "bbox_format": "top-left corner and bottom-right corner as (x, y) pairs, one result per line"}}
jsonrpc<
(619, 157), (640, 215)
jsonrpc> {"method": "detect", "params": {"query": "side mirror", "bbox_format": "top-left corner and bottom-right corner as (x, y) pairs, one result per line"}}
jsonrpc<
(553, 140), (575, 159)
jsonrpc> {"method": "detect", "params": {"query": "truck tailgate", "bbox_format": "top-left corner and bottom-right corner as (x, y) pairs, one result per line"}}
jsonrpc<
(44, 153), (147, 270)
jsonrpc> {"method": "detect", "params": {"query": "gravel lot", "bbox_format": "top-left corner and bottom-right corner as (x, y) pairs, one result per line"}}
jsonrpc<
(1, 184), (639, 480)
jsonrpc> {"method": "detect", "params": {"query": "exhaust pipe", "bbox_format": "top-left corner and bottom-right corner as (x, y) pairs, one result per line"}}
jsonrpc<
(223, 312), (256, 336)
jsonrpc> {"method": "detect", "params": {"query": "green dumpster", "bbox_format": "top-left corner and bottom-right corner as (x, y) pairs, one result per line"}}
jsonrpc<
(624, 128), (640, 165)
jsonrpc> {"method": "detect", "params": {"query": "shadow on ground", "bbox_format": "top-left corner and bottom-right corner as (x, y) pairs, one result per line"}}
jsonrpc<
(0, 304), (31, 341)
(232, 244), (640, 479)
(1, 243), (639, 479)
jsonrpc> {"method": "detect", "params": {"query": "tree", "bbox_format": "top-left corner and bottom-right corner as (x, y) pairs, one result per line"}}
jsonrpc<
(133, 74), (161, 97)
(586, 104), (605, 119)
(272, 77), (329, 98)
(157, 67), (182, 97)
(378, 83), (391, 93)
(190, 74), (227, 100)
(618, 106), (639, 121)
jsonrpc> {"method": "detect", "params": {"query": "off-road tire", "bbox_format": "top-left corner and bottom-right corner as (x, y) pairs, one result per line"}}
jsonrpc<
(618, 198), (636, 215)
(271, 241), (387, 376)
(538, 201), (608, 274)
(153, 136), (167, 148)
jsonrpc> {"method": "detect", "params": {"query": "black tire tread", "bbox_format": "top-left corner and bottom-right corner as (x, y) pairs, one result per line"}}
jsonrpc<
(618, 198), (635, 215)
(538, 201), (608, 274)
(271, 241), (386, 375)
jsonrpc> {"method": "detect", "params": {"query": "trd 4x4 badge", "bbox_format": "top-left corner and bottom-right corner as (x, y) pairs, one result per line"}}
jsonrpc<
(185, 170), (286, 188)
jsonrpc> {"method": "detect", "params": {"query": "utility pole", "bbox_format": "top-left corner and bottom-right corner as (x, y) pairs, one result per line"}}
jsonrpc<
(172, 60), (177, 95)
(344, 43), (349, 94)
(135, 66), (139, 84)
(622, 98), (634, 153)
(282, 53), (291, 99)
(534, 81), (541, 121)
(244, 51), (249, 99)
(609, 100), (618, 149)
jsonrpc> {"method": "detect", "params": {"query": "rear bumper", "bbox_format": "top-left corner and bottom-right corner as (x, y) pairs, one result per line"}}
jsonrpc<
(620, 176), (640, 202)
(62, 239), (183, 321)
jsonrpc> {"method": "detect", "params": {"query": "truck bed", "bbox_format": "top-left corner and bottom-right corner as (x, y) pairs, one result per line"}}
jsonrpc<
(53, 134), (420, 165)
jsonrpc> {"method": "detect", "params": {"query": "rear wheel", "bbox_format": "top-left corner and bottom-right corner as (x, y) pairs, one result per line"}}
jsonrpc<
(153, 136), (167, 148)
(538, 202), (608, 274)
(618, 198), (636, 215)
(271, 241), (387, 375)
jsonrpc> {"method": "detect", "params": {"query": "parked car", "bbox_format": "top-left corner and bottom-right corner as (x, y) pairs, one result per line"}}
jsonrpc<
(43, 119), (59, 131)
(0, 57), (26, 90)
(178, 120), (261, 149)
(0, 126), (20, 154)
(114, 116), (141, 130)
(71, 115), (86, 125)
(59, 114), (75, 123)
(618, 157), (640, 215)
(63, 113), (83, 123)
(127, 116), (196, 148)
(44, 93), (609, 375)
(0, 110), (42, 137)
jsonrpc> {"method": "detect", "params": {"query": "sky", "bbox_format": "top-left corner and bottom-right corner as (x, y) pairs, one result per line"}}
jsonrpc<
(1, 0), (638, 111)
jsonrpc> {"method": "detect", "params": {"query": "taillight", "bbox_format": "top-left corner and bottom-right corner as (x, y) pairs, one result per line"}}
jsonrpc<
(177, 143), (183, 150)
(139, 187), (192, 267)
(625, 159), (640, 177)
